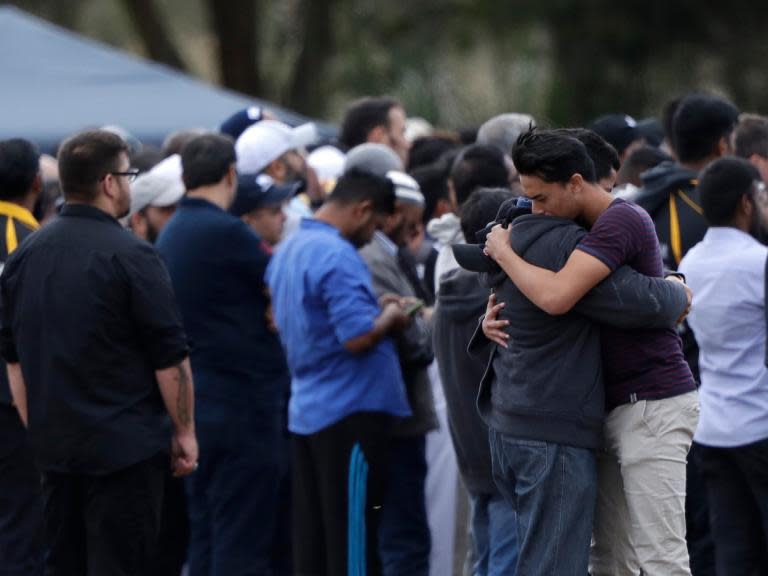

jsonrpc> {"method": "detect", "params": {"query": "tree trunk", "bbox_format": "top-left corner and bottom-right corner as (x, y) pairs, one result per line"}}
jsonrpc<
(205, 0), (261, 96)
(119, 0), (187, 71)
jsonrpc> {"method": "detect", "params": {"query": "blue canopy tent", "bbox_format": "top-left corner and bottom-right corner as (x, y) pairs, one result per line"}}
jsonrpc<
(0, 5), (334, 153)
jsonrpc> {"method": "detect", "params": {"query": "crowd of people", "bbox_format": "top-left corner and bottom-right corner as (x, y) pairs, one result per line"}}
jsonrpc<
(0, 90), (766, 576)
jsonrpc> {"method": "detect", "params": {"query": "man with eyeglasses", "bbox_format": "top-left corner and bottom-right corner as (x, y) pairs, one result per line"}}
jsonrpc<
(0, 129), (198, 576)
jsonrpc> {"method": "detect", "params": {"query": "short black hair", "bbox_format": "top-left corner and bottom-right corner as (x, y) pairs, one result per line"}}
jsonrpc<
(450, 144), (509, 207)
(512, 129), (596, 184)
(407, 135), (459, 172)
(617, 146), (673, 187)
(460, 187), (513, 241)
(732, 114), (768, 160)
(411, 162), (450, 224)
(338, 97), (400, 150)
(662, 96), (682, 147)
(555, 128), (619, 181)
(181, 134), (236, 191)
(58, 130), (129, 201)
(698, 156), (761, 226)
(673, 93), (739, 163)
(0, 138), (40, 201)
(327, 168), (396, 215)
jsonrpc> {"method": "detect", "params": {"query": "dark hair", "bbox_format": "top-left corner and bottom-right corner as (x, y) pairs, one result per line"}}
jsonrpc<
(698, 156), (761, 226)
(732, 114), (768, 160)
(163, 129), (206, 158)
(555, 128), (619, 181)
(662, 96), (682, 146)
(180, 134), (236, 191)
(131, 145), (164, 172)
(460, 187), (513, 241)
(407, 135), (459, 172)
(327, 168), (396, 215)
(339, 97), (400, 150)
(0, 138), (40, 201)
(673, 93), (739, 163)
(450, 144), (509, 207)
(512, 129), (596, 184)
(411, 163), (450, 224)
(58, 130), (129, 201)
(616, 146), (673, 187)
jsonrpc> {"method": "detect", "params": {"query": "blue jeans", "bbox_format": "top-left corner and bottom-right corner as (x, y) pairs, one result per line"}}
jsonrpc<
(186, 405), (288, 576)
(489, 429), (596, 576)
(378, 435), (431, 576)
(470, 493), (518, 576)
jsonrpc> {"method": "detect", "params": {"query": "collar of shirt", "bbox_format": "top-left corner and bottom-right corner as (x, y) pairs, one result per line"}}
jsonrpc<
(702, 225), (759, 248)
(374, 230), (398, 257)
(59, 203), (121, 227)
(179, 196), (225, 213)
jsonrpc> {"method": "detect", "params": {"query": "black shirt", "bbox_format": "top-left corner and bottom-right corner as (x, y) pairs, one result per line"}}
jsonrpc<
(0, 204), (189, 474)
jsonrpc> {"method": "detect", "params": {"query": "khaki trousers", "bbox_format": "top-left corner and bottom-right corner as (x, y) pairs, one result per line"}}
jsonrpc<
(590, 391), (699, 576)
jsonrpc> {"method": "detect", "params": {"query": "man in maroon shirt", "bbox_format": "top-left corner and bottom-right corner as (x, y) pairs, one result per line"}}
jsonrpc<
(485, 129), (698, 576)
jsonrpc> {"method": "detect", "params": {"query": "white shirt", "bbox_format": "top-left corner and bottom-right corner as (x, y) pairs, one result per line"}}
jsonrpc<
(679, 227), (768, 447)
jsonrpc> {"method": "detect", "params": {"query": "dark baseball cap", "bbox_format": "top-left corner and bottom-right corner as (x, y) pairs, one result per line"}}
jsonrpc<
(230, 174), (299, 216)
(452, 197), (532, 272)
(588, 114), (640, 155)
(219, 106), (264, 141)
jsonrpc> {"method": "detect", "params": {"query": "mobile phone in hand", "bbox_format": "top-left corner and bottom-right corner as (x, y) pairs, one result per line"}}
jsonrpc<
(404, 299), (425, 317)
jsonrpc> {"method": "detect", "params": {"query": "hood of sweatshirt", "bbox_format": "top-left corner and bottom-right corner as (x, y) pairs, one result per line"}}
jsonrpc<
(427, 213), (464, 246)
(625, 161), (698, 213)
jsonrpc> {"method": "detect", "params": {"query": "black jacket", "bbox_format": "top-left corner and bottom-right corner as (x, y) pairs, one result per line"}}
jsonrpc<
(472, 214), (689, 450)
(625, 160), (706, 379)
(433, 268), (497, 496)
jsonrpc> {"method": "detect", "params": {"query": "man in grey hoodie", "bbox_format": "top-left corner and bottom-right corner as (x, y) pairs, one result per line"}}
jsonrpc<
(464, 174), (690, 574)
(433, 188), (518, 576)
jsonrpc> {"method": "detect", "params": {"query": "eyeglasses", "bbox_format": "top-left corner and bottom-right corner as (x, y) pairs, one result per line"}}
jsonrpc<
(107, 169), (140, 183)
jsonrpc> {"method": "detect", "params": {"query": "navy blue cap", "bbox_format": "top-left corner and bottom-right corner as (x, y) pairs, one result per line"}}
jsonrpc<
(230, 174), (299, 216)
(452, 197), (532, 273)
(220, 106), (263, 141)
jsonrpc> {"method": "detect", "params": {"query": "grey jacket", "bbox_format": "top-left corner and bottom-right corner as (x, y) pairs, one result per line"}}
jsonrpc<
(360, 233), (438, 437)
(434, 268), (498, 495)
(473, 214), (689, 450)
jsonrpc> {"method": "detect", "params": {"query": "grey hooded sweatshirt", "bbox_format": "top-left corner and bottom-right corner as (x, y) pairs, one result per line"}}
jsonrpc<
(473, 214), (689, 450)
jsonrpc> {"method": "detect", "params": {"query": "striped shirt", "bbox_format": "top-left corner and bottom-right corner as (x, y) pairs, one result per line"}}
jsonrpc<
(577, 198), (696, 409)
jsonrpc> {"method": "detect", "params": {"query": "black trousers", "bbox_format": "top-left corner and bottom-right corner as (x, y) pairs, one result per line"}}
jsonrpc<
(0, 404), (44, 576)
(41, 452), (166, 576)
(695, 439), (768, 576)
(292, 412), (390, 576)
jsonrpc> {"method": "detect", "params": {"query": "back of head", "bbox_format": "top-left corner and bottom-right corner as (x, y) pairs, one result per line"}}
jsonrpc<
(163, 129), (207, 158)
(477, 113), (536, 156)
(343, 143), (403, 177)
(732, 113), (768, 160)
(407, 135), (460, 172)
(460, 187), (513, 241)
(0, 138), (40, 202)
(58, 130), (128, 202)
(554, 128), (619, 181)
(698, 156), (761, 226)
(673, 93), (739, 164)
(512, 129), (596, 184)
(617, 146), (673, 187)
(662, 96), (682, 148)
(180, 133), (236, 191)
(328, 168), (396, 215)
(451, 144), (509, 207)
(412, 163), (451, 224)
(339, 97), (400, 150)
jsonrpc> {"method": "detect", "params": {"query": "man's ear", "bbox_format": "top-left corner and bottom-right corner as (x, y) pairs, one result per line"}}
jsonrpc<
(569, 173), (585, 194)
(366, 125), (389, 145)
(716, 136), (730, 157)
(266, 158), (286, 181)
(741, 192), (754, 218)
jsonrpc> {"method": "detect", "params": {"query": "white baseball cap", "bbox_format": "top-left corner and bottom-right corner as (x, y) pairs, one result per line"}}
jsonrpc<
(386, 170), (424, 205)
(235, 120), (318, 174)
(129, 154), (185, 215)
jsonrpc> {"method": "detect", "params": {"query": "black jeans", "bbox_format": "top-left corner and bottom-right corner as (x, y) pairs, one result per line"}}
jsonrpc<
(41, 452), (166, 576)
(695, 439), (768, 576)
(0, 404), (44, 576)
(292, 412), (390, 576)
